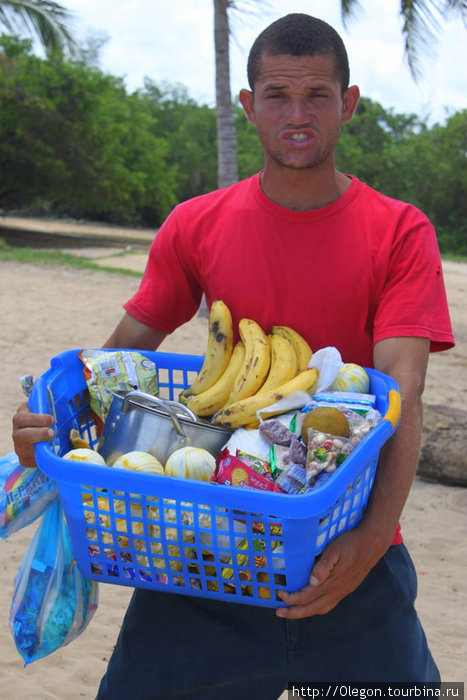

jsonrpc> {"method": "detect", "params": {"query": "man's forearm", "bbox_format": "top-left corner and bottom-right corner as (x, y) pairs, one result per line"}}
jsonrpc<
(358, 390), (424, 557)
(364, 336), (431, 557)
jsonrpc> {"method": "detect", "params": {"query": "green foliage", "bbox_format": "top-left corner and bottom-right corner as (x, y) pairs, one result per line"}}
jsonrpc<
(0, 36), (178, 225)
(0, 36), (465, 253)
(140, 80), (218, 202)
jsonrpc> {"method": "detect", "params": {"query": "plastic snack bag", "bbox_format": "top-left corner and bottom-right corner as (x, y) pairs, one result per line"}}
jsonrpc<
(0, 452), (59, 539)
(9, 500), (98, 664)
(79, 349), (158, 423)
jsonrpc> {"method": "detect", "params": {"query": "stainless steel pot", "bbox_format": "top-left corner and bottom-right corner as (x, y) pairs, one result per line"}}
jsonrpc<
(97, 390), (232, 466)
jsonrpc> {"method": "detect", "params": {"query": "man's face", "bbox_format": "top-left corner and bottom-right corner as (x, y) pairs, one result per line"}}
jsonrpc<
(239, 52), (358, 173)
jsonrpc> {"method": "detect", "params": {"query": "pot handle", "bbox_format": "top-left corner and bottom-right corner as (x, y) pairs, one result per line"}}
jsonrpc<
(121, 391), (197, 438)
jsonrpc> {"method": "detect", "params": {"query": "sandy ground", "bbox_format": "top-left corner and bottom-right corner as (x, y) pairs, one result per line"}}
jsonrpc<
(0, 247), (466, 698)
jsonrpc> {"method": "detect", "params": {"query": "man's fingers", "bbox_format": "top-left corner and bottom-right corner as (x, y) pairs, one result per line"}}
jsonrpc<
(12, 402), (55, 468)
(13, 403), (54, 430)
(276, 588), (336, 618)
(310, 549), (340, 585)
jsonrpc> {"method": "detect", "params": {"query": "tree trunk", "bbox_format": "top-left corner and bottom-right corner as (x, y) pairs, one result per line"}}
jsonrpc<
(213, 0), (239, 188)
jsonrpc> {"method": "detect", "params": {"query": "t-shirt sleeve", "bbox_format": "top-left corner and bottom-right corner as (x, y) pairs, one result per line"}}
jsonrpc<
(373, 210), (454, 353)
(124, 208), (203, 333)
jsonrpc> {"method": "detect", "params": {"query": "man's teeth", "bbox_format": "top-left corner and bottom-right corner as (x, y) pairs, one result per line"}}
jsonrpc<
(290, 133), (308, 141)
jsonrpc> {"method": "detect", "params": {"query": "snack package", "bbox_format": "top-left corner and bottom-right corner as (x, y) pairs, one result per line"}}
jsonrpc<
(306, 430), (354, 481)
(259, 419), (294, 447)
(348, 410), (382, 444)
(275, 462), (309, 494)
(269, 444), (288, 479)
(311, 390), (377, 411)
(212, 448), (283, 492)
(10, 500), (98, 664)
(235, 450), (272, 478)
(0, 453), (58, 539)
(268, 437), (307, 481)
(79, 349), (158, 424)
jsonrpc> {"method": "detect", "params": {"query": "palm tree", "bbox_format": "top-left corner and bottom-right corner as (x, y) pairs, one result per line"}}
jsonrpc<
(0, 0), (78, 56)
(213, 0), (270, 189)
(214, 0), (238, 188)
(341, 0), (467, 82)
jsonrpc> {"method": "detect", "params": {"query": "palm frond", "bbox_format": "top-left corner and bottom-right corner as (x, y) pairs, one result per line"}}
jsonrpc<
(340, 0), (363, 27)
(400, 0), (467, 81)
(443, 0), (467, 24)
(226, 0), (272, 52)
(399, 0), (444, 82)
(0, 0), (78, 56)
(341, 0), (466, 82)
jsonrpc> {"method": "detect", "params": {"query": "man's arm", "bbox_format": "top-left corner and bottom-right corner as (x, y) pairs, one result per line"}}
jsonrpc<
(12, 313), (167, 468)
(103, 312), (167, 351)
(276, 336), (430, 619)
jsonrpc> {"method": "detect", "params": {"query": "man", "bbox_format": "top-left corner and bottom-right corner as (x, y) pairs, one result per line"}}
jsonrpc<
(13, 14), (454, 698)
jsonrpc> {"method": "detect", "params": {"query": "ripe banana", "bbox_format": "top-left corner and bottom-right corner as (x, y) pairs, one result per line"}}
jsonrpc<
(181, 300), (233, 399)
(225, 318), (271, 406)
(256, 332), (298, 395)
(271, 326), (312, 372)
(186, 341), (245, 417)
(213, 367), (319, 429)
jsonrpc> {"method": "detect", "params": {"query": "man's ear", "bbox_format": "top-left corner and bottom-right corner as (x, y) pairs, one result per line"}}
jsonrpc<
(239, 88), (256, 126)
(341, 85), (360, 125)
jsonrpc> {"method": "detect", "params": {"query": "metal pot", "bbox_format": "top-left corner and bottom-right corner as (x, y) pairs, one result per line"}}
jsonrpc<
(97, 390), (232, 466)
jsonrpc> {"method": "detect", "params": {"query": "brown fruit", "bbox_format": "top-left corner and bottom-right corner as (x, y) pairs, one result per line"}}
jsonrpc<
(300, 407), (350, 442)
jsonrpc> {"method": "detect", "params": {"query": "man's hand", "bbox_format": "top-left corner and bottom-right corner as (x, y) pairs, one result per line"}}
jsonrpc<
(275, 524), (389, 619)
(12, 402), (55, 468)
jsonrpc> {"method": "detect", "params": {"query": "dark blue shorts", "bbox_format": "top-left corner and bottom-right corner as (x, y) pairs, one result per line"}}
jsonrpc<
(96, 544), (439, 700)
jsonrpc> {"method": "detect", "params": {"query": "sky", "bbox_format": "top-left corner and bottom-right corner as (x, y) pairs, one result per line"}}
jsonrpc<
(63, 0), (466, 124)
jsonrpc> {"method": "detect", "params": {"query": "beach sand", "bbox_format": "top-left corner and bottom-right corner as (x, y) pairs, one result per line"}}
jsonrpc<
(0, 252), (465, 698)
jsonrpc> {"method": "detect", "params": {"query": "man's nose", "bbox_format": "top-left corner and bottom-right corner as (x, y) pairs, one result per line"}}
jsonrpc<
(287, 96), (310, 123)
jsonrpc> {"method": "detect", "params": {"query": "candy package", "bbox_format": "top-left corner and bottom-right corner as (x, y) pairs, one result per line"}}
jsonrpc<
(306, 430), (354, 480)
(9, 500), (98, 664)
(0, 452), (58, 539)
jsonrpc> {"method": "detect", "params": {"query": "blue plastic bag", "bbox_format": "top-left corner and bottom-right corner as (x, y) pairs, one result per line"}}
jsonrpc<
(9, 499), (98, 664)
(0, 452), (59, 539)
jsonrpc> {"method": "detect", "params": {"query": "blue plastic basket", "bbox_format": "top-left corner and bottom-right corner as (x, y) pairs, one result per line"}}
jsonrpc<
(29, 349), (400, 608)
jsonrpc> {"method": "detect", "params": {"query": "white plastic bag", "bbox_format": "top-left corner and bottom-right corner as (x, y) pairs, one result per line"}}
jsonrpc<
(308, 346), (344, 393)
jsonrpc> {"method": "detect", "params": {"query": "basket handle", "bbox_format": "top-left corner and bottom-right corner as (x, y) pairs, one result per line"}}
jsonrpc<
(382, 389), (401, 428)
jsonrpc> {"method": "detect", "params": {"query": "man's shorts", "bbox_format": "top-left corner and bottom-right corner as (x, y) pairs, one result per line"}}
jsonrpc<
(97, 543), (440, 700)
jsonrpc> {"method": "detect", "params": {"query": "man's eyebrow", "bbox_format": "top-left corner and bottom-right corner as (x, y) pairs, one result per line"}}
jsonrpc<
(262, 83), (331, 92)
(308, 85), (331, 92)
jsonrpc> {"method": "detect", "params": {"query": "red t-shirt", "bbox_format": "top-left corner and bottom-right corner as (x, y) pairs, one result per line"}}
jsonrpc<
(125, 174), (454, 546)
(125, 174), (454, 366)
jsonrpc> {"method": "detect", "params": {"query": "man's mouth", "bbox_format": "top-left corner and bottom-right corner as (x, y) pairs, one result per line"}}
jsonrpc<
(283, 130), (314, 144)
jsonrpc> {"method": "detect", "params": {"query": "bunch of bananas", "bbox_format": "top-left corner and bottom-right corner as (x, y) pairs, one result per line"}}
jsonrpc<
(181, 300), (319, 429)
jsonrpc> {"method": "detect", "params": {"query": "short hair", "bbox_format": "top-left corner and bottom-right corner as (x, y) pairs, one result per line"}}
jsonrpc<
(247, 14), (350, 93)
